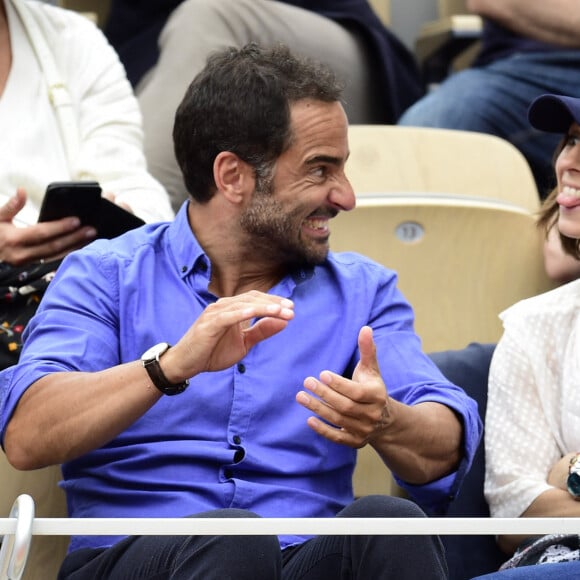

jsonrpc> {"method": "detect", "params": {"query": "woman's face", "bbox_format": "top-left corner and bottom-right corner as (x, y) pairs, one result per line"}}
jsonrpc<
(556, 122), (580, 239)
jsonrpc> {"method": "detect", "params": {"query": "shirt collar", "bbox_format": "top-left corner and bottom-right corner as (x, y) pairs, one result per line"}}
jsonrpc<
(167, 200), (316, 285)
(167, 201), (208, 279)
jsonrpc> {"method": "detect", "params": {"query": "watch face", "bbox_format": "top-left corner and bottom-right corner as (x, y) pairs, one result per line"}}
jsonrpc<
(569, 472), (580, 498)
(142, 342), (170, 361)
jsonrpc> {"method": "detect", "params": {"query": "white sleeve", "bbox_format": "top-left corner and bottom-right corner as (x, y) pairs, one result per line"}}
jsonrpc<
(40, 6), (175, 222)
(484, 317), (559, 518)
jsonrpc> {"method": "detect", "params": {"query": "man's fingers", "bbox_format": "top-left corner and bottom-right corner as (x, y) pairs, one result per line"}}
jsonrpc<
(192, 294), (294, 347)
(243, 317), (291, 348)
(205, 294), (294, 327)
(302, 414), (364, 448)
(357, 326), (379, 371)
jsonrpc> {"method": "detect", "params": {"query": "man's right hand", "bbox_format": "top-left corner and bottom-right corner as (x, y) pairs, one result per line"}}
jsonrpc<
(0, 188), (97, 265)
(163, 291), (295, 384)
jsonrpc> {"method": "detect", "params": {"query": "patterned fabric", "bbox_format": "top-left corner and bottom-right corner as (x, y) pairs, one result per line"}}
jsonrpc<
(501, 535), (580, 569)
(0, 258), (61, 368)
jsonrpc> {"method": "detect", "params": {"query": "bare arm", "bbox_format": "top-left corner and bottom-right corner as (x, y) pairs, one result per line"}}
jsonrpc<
(498, 485), (580, 554)
(296, 326), (462, 485)
(4, 363), (161, 469)
(368, 401), (462, 485)
(4, 291), (294, 469)
(498, 451), (580, 553)
(467, 0), (580, 47)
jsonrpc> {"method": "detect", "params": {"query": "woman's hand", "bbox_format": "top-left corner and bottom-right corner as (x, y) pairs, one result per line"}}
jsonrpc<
(0, 188), (97, 265)
(548, 452), (578, 491)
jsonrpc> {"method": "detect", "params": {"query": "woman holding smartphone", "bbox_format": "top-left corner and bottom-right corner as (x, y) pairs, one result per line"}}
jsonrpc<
(0, 0), (173, 267)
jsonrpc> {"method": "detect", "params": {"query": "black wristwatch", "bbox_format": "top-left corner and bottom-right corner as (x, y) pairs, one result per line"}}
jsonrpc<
(141, 342), (189, 396)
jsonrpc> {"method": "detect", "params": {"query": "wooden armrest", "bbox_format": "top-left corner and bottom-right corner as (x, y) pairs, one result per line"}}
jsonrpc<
(415, 15), (483, 85)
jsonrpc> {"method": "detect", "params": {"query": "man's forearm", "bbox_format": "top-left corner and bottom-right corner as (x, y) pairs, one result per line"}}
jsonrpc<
(3, 362), (162, 470)
(467, 0), (580, 47)
(370, 401), (463, 485)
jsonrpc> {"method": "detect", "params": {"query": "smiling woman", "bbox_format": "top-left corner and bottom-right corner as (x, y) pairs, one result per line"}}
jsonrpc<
(533, 94), (580, 283)
(479, 95), (580, 578)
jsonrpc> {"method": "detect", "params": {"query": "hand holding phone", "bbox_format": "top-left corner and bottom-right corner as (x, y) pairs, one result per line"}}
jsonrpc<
(38, 181), (145, 239)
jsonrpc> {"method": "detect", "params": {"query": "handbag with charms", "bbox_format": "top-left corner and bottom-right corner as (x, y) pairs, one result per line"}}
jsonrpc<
(0, 258), (62, 369)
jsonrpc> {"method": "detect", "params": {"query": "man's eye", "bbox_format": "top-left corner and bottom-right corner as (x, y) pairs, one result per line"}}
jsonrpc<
(566, 135), (580, 147)
(312, 166), (327, 178)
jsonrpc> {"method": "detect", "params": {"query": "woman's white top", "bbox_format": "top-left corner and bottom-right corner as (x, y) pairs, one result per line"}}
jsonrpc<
(485, 278), (580, 517)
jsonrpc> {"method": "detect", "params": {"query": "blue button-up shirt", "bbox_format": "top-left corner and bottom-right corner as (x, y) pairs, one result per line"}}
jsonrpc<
(1, 203), (481, 552)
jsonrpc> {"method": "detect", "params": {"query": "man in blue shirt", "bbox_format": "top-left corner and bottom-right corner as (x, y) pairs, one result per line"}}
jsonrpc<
(0, 43), (481, 579)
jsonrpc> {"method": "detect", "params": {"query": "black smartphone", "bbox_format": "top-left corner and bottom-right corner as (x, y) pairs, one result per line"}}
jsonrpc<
(38, 181), (145, 239)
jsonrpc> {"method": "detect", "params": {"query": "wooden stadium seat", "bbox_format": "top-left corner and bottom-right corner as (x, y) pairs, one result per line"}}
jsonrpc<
(331, 193), (554, 353)
(346, 125), (541, 213)
(369, 0), (391, 26)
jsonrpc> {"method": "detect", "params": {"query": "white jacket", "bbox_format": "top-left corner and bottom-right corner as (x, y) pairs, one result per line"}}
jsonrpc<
(0, 0), (174, 225)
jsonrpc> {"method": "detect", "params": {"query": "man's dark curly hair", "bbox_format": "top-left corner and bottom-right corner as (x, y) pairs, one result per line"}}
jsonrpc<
(173, 42), (344, 203)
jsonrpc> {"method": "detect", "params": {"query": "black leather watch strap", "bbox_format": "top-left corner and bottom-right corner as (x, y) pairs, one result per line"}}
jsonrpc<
(142, 343), (189, 396)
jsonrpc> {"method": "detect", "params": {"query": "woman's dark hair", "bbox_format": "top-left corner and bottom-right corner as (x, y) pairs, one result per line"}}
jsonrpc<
(173, 43), (344, 203)
(537, 135), (580, 259)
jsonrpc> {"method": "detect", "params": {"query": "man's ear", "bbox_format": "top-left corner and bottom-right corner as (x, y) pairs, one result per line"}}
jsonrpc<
(213, 151), (255, 204)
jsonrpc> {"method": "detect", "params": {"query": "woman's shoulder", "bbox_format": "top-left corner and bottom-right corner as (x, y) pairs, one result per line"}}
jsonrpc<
(501, 278), (580, 326)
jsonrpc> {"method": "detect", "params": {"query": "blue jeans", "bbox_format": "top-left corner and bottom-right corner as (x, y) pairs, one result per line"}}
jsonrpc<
(57, 495), (448, 579)
(399, 51), (580, 196)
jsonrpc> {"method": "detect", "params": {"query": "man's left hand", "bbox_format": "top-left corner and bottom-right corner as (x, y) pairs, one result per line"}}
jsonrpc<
(296, 326), (390, 448)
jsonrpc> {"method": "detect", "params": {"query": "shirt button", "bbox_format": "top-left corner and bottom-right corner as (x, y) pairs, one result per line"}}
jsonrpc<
(237, 363), (246, 373)
(181, 265), (187, 273)
(234, 449), (245, 463)
(233, 435), (241, 445)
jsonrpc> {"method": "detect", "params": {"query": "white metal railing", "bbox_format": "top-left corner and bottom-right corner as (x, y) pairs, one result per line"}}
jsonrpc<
(0, 495), (34, 580)
(1, 494), (580, 579)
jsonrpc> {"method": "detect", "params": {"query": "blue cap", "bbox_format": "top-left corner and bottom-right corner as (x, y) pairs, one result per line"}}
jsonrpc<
(528, 94), (580, 134)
